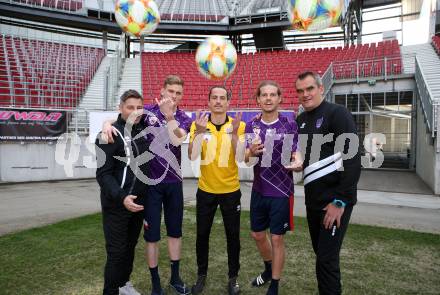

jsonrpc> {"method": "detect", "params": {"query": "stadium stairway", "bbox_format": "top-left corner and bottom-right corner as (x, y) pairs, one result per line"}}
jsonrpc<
(117, 57), (143, 100)
(401, 46), (416, 74)
(402, 43), (440, 102)
(68, 56), (111, 134)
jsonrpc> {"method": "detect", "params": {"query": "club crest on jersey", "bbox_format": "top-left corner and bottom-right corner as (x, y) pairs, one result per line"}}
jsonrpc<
(253, 125), (261, 135)
(148, 115), (158, 125)
(316, 117), (324, 129)
(204, 130), (212, 141)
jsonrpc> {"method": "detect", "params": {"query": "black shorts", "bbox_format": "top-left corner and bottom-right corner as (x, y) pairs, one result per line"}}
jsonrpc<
(143, 182), (183, 242)
(250, 190), (294, 235)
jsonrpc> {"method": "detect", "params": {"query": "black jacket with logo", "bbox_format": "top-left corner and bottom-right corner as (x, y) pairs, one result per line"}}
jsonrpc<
(95, 115), (149, 208)
(296, 100), (361, 210)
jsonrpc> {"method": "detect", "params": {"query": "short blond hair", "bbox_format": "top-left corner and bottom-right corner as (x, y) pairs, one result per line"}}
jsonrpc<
(163, 75), (184, 88)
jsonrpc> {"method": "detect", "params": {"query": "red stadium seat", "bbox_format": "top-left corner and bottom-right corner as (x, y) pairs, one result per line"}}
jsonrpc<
(0, 35), (104, 109)
(432, 36), (440, 56)
(140, 41), (403, 111)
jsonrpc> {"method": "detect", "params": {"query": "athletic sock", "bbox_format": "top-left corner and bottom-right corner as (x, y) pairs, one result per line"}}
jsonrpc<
(149, 266), (161, 292)
(266, 279), (279, 295)
(263, 260), (272, 279)
(170, 260), (183, 285)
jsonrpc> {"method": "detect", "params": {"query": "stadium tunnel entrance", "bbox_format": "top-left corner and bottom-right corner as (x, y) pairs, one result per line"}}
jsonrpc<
(332, 77), (416, 170)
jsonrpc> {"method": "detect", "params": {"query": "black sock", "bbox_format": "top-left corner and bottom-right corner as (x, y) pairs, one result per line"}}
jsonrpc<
(267, 279), (279, 295)
(149, 266), (161, 292)
(263, 260), (272, 279)
(170, 260), (182, 284)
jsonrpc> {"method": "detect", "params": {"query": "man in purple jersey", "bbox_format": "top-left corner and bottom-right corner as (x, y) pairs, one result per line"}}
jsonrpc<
(244, 80), (302, 295)
(102, 75), (192, 295)
(142, 75), (192, 295)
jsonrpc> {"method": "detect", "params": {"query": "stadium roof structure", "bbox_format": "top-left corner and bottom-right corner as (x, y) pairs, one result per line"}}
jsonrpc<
(0, 0), (403, 49)
(362, 0), (401, 9)
(0, 0), (396, 34)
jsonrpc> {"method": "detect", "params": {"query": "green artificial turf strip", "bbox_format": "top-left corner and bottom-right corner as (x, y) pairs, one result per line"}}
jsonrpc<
(0, 208), (439, 295)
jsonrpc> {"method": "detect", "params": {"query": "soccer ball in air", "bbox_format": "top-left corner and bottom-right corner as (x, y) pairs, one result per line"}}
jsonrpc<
(115, 0), (160, 37)
(195, 36), (237, 81)
(287, 0), (343, 31)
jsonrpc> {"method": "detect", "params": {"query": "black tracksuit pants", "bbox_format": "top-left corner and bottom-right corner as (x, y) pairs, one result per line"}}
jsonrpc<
(102, 199), (144, 295)
(306, 205), (353, 295)
(196, 189), (241, 278)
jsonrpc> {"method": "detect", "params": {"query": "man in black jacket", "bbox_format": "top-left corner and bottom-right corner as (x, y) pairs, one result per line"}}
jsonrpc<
(96, 89), (148, 295)
(295, 72), (361, 295)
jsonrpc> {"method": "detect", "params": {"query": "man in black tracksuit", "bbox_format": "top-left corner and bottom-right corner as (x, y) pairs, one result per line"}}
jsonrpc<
(96, 90), (148, 295)
(295, 72), (361, 295)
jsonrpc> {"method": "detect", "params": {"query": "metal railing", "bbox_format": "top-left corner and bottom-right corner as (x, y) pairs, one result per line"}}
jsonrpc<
(104, 34), (125, 110)
(415, 56), (439, 138)
(322, 63), (333, 101)
(332, 55), (404, 82)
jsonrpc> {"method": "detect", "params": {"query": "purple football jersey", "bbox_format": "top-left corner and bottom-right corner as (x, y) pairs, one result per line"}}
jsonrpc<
(245, 114), (298, 197)
(143, 104), (192, 184)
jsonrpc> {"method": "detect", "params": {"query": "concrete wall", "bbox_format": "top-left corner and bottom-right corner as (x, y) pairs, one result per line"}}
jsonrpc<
(332, 77), (416, 95)
(415, 99), (440, 194)
(0, 135), (96, 182)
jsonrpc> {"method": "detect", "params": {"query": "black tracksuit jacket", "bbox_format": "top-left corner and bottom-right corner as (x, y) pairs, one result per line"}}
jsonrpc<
(296, 100), (361, 210)
(96, 115), (149, 206)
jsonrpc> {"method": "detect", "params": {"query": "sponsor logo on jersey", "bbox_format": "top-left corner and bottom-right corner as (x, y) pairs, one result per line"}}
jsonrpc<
(266, 128), (276, 136)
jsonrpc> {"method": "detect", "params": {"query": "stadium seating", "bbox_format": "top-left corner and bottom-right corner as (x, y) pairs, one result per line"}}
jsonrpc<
(0, 35), (104, 108)
(155, 0), (287, 19)
(156, 0), (228, 22)
(141, 40), (402, 110)
(432, 35), (440, 56)
(332, 40), (402, 79)
(11, 0), (83, 12)
(249, 0), (286, 14)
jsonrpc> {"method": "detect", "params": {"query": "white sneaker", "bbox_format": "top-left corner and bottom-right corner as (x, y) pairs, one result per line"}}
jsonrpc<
(119, 281), (141, 295)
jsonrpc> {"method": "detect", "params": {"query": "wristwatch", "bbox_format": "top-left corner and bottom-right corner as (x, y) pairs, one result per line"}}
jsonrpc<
(332, 199), (346, 208)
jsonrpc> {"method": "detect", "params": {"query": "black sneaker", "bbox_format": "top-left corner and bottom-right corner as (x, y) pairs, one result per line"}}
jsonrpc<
(228, 277), (240, 295)
(191, 275), (207, 294)
(151, 288), (164, 295)
(169, 280), (191, 295)
(251, 272), (271, 287)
